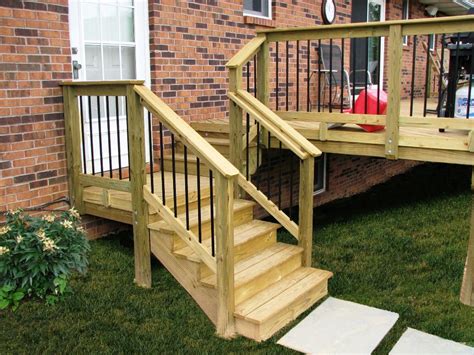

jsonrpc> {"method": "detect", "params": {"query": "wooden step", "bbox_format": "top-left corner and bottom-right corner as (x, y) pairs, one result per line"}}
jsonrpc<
(148, 199), (255, 250)
(174, 220), (280, 263)
(201, 243), (303, 304)
(234, 267), (332, 341)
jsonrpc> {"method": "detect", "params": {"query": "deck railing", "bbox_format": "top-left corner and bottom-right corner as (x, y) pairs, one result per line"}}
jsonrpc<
(228, 15), (474, 162)
(62, 81), (239, 337)
(227, 39), (322, 267)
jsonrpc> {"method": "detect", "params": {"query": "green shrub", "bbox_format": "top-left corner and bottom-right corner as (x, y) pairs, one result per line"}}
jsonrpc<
(0, 208), (90, 309)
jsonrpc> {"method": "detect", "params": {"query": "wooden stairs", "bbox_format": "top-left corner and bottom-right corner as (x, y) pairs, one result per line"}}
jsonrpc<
(147, 186), (332, 341)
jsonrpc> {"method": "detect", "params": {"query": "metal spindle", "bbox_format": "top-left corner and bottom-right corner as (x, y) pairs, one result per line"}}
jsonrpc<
(467, 43), (474, 119)
(364, 37), (369, 114)
(286, 41), (290, 111)
(450, 33), (461, 118)
(318, 39), (322, 112)
(276, 42), (279, 111)
(246, 110), (250, 181)
(253, 56), (257, 97)
(423, 35), (432, 116)
(106, 97), (113, 178)
(352, 40), (357, 109)
(125, 97), (130, 180)
(184, 145), (189, 229)
(96, 96), (104, 176)
(278, 142), (282, 208)
(147, 111), (154, 193)
(340, 38), (345, 113)
(196, 157), (202, 243)
(329, 39), (333, 112)
(296, 40), (300, 111)
(159, 122), (166, 205)
(115, 97), (123, 180)
(377, 37), (381, 114)
(437, 34), (446, 117)
(87, 96), (95, 175)
(209, 170), (215, 257)
(410, 35), (417, 116)
(289, 156), (294, 219)
(79, 96), (87, 174)
(171, 133), (177, 217)
(307, 40), (311, 112)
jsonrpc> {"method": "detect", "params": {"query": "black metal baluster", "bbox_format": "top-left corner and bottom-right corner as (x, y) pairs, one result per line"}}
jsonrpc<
(341, 38), (345, 113)
(267, 138), (271, 197)
(377, 37), (381, 114)
(278, 142), (282, 208)
(364, 37), (369, 114)
(296, 40), (300, 111)
(115, 97), (123, 180)
(286, 41), (290, 111)
(410, 35), (417, 116)
(79, 96), (87, 174)
(352, 40), (357, 109)
(423, 35), (432, 117)
(276, 42), (279, 111)
(449, 33), (461, 118)
(147, 111), (154, 193)
(437, 34), (446, 117)
(171, 133), (177, 217)
(196, 157), (202, 243)
(184, 145), (189, 229)
(106, 96), (113, 178)
(125, 97), (130, 180)
(307, 40), (311, 112)
(329, 39), (333, 112)
(159, 122), (166, 205)
(209, 170), (215, 257)
(96, 96), (104, 176)
(246, 110), (250, 181)
(87, 96), (95, 175)
(318, 39), (322, 112)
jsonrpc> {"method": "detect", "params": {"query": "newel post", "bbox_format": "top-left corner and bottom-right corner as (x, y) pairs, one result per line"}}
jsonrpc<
(63, 85), (84, 214)
(298, 157), (315, 267)
(385, 24), (403, 159)
(229, 65), (244, 199)
(461, 166), (474, 306)
(127, 84), (152, 288)
(215, 172), (236, 338)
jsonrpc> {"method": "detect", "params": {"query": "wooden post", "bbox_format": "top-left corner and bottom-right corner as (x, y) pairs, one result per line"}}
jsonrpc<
(63, 86), (84, 214)
(385, 25), (403, 160)
(127, 85), (151, 288)
(257, 36), (270, 148)
(461, 166), (474, 306)
(298, 157), (315, 267)
(229, 66), (243, 197)
(215, 173), (236, 338)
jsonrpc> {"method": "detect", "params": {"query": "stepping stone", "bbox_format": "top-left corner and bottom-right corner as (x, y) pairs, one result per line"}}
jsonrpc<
(390, 328), (474, 355)
(277, 297), (399, 354)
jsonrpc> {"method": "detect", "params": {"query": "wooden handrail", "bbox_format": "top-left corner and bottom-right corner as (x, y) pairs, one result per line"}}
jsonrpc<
(257, 15), (474, 40)
(134, 85), (239, 179)
(226, 35), (266, 68)
(230, 90), (322, 158)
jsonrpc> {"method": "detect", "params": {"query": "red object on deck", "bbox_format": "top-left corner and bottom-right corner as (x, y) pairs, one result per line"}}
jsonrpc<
(351, 89), (387, 132)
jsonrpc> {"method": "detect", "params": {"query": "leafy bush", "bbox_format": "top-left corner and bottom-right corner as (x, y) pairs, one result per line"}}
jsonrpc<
(0, 208), (90, 309)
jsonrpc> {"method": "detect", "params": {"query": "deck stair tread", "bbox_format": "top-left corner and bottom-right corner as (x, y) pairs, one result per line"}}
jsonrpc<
(174, 220), (280, 262)
(147, 199), (255, 232)
(234, 267), (333, 324)
(201, 243), (303, 289)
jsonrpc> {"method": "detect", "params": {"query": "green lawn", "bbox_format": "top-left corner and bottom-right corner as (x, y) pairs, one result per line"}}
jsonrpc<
(1, 163), (473, 354)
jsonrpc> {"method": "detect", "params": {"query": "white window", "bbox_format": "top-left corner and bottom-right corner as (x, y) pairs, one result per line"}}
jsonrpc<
(244, 0), (271, 19)
(314, 154), (327, 195)
(402, 0), (409, 45)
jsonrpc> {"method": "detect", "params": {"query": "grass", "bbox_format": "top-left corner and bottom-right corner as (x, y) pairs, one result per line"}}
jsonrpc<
(1, 163), (474, 354)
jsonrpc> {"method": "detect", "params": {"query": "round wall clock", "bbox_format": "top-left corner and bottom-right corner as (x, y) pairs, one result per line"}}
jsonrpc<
(322, 0), (336, 24)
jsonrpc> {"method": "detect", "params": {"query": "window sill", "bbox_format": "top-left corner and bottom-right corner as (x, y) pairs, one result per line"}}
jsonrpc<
(244, 15), (275, 28)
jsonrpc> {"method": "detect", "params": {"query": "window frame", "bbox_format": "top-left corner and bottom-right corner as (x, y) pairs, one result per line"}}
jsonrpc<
(313, 154), (328, 196)
(402, 0), (409, 46)
(243, 0), (272, 20)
